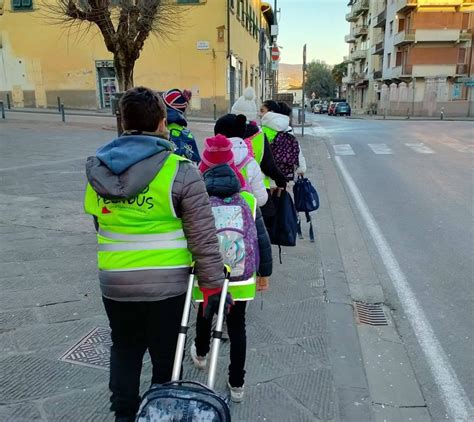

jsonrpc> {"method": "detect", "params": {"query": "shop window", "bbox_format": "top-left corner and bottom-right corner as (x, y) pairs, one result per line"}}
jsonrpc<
(12, 0), (32, 10)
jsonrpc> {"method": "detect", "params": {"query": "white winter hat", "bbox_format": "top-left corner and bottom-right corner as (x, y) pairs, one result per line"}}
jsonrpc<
(231, 87), (258, 122)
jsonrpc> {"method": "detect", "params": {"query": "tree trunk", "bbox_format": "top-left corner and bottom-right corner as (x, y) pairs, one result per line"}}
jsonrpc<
(114, 55), (135, 92)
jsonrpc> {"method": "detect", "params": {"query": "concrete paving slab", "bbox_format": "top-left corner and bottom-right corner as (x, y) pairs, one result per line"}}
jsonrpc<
(358, 326), (426, 407)
(275, 369), (337, 420)
(0, 308), (39, 332)
(373, 404), (431, 422)
(0, 402), (43, 421)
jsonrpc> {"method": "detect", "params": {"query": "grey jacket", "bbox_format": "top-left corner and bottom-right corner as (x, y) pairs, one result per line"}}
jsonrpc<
(86, 135), (224, 301)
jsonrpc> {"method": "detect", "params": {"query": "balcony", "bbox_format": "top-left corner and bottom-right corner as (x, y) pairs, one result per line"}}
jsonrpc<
(415, 28), (468, 43)
(373, 10), (386, 28)
(343, 55), (353, 64)
(389, 64), (413, 79)
(456, 63), (468, 74)
(355, 72), (369, 85)
(345, 33), (356, 43)
(371, 41), (384, 55)
(345, 0), (369, 22)
(349, 49), (367, 61)
(342, 73), (356, 84)
(350, 48), (368, 61)
(396, 0), (466, 12)
(393, 30), (415, 46)
(354, 25), (369, 38)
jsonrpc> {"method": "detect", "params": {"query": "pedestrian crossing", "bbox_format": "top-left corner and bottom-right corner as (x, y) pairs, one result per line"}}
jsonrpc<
(332, 142), (472, 156)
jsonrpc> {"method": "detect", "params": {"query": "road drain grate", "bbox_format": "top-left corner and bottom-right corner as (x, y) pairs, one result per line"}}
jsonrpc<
(59, 326), (111, 370)
(354, 302), (388, 326)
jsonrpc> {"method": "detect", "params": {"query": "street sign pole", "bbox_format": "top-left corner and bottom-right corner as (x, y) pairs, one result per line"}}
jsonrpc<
(302, 44), (306, 137)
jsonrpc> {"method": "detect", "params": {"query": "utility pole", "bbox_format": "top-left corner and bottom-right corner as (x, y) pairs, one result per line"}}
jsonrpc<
(467, 26), (473, 118)
(274, 0), (278, 97)
(302, 44), (307, 137)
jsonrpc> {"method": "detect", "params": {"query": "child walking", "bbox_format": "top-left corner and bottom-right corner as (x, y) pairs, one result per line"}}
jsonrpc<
(191, 134), (273, 402)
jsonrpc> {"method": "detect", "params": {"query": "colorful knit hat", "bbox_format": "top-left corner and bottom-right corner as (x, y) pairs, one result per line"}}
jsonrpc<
(199, 134), (246, 188)
(163, 88), (192, 112)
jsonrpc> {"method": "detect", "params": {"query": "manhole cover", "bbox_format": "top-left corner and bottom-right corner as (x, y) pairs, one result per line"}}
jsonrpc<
(354, 302), (388, 326)
(59, 326), (111, 370)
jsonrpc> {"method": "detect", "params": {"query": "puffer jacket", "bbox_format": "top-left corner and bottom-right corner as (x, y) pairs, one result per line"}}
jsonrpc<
(228, 136), (268, 207)
(203, 164), (272, 278)
(85, 133), (224, 301)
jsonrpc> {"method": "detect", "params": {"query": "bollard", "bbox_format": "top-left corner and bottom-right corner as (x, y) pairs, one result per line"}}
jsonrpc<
(60, 103), (65, 122)
(6, 94), (11, 110)
(407, 108), (410, 120)
(0, 101), (5, 119)
(57, 97), (62, 112)
(440, 107), (444, 120)
(383, 108), (386, 120)
(213, 104), (217, 121)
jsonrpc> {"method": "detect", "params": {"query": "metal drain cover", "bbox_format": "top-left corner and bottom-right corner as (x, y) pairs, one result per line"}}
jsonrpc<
(59, 326), (111, 370)
(354, 302), (388, 326)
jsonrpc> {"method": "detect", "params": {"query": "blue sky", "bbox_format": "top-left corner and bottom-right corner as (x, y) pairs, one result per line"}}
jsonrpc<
(276, 0), (348, 65)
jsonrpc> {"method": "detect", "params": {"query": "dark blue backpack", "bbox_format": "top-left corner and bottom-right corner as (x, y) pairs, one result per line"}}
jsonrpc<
(169, 127), (201, 164)
(293, 177), (320, 243)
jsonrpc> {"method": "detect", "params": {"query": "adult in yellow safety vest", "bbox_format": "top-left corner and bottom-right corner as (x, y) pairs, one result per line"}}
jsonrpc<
(83, 87), (229, 421)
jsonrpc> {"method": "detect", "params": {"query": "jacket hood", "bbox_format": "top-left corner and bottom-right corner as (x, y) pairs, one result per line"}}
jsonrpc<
(96, 134), (173, 175)
(203, 164), (241, 198)
(261, 111), (290, 132)
(229, 137), (249, 167)
(166, 107), (188, 127)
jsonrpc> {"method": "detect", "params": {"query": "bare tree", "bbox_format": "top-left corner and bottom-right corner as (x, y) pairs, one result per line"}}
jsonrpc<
(44, 0), (183, 91)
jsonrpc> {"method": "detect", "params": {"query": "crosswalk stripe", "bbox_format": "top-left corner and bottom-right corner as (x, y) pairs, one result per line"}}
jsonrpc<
(368, 144), (393, 155)
(405, 143), (435, 154)
(333, 144), (355, 155)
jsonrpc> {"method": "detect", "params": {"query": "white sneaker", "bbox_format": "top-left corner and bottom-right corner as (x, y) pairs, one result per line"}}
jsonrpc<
(227, 382), (245, 403)
(190, 343), (207, 370)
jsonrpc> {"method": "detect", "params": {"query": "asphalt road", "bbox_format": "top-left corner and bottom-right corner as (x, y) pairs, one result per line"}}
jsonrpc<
(308, 113), (473, 420)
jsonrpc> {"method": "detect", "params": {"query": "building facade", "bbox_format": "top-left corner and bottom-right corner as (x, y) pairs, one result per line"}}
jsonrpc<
(0, 0), (276, 115)
(343, 0), (474, 116)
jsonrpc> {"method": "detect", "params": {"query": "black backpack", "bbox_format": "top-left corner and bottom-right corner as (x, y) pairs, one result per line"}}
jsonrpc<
(293, 177), (320, 242)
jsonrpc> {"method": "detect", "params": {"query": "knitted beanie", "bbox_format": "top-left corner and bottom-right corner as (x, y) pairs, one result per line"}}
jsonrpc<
(199, 134), (246, 188)
(231, 87), (258, 122)
(214, 114), (247, 139)
(163, 88), (192, 112)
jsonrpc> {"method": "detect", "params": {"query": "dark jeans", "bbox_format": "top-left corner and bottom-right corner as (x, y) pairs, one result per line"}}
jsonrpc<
(102, 294), (185, 417)
(195, 301), (247, 388)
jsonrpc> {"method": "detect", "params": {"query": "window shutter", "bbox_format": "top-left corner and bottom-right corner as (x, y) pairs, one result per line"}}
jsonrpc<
(21, 0), (32, 7)
(12, 0), (21, 8)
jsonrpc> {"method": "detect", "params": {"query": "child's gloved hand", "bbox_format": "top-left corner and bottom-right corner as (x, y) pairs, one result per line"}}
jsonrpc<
(257, 277), (270, 292)
(200, 287), (234, 319)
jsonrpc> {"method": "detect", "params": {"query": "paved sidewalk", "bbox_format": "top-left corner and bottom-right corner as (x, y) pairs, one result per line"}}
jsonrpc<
(0, 119), (372, 421)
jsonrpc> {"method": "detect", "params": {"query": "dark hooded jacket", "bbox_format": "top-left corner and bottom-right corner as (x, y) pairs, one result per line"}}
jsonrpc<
(245, 123), (287, 188)
(203, 164), (272, 278)
(85, 133), (224, 301)
(167, 107), (188, 127)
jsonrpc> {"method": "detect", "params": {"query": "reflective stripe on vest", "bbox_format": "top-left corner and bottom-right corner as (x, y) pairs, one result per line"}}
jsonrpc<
(84, 154), (192, 272)
(192, 191), (258, 302)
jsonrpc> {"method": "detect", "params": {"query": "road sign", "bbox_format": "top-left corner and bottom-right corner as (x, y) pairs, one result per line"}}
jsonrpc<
(271, 45), (280, 61)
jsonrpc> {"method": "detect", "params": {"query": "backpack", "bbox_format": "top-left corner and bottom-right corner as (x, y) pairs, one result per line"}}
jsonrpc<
(209, 194), (259, 282)
(293, 177), (320, 243)
(270, 131), (300, 180)
(169, 127), (201, 164)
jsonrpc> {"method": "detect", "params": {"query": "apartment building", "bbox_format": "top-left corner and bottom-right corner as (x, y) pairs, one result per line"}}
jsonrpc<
(0, 0), (276, 115)
(343, 0), (474, 116)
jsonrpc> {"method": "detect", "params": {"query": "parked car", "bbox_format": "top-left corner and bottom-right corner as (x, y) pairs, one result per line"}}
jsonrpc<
(313, 104), (322, 113)
(319, 103), (328, 114)
(335, 102), (351, 116)
(328, 102), (337, 116)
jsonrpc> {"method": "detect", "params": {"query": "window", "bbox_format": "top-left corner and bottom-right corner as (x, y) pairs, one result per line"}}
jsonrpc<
(237, 0), (242, 20)
(389, 20), (393, 35)
(458, 48), (466, 63)
(12, 0), (32, 10)
(387, 53), (391, 68)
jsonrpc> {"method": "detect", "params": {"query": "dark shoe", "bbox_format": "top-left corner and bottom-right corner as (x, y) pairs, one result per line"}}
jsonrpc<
(115, 416), (135, 422)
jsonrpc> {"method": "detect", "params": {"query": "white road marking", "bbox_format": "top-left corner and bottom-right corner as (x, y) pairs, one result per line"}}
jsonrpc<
(438, 136), (474, 154)
(0, 157), (86, 172)
(368, 143), (393, 155)
(333, 144), (355, 155)
(334, 155), (473, 422)
(405, 143), (435, 154)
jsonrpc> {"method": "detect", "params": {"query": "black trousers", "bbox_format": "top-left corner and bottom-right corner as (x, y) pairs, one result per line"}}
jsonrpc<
(195, 301), (247, 388)
(102, 294), (185, 417)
